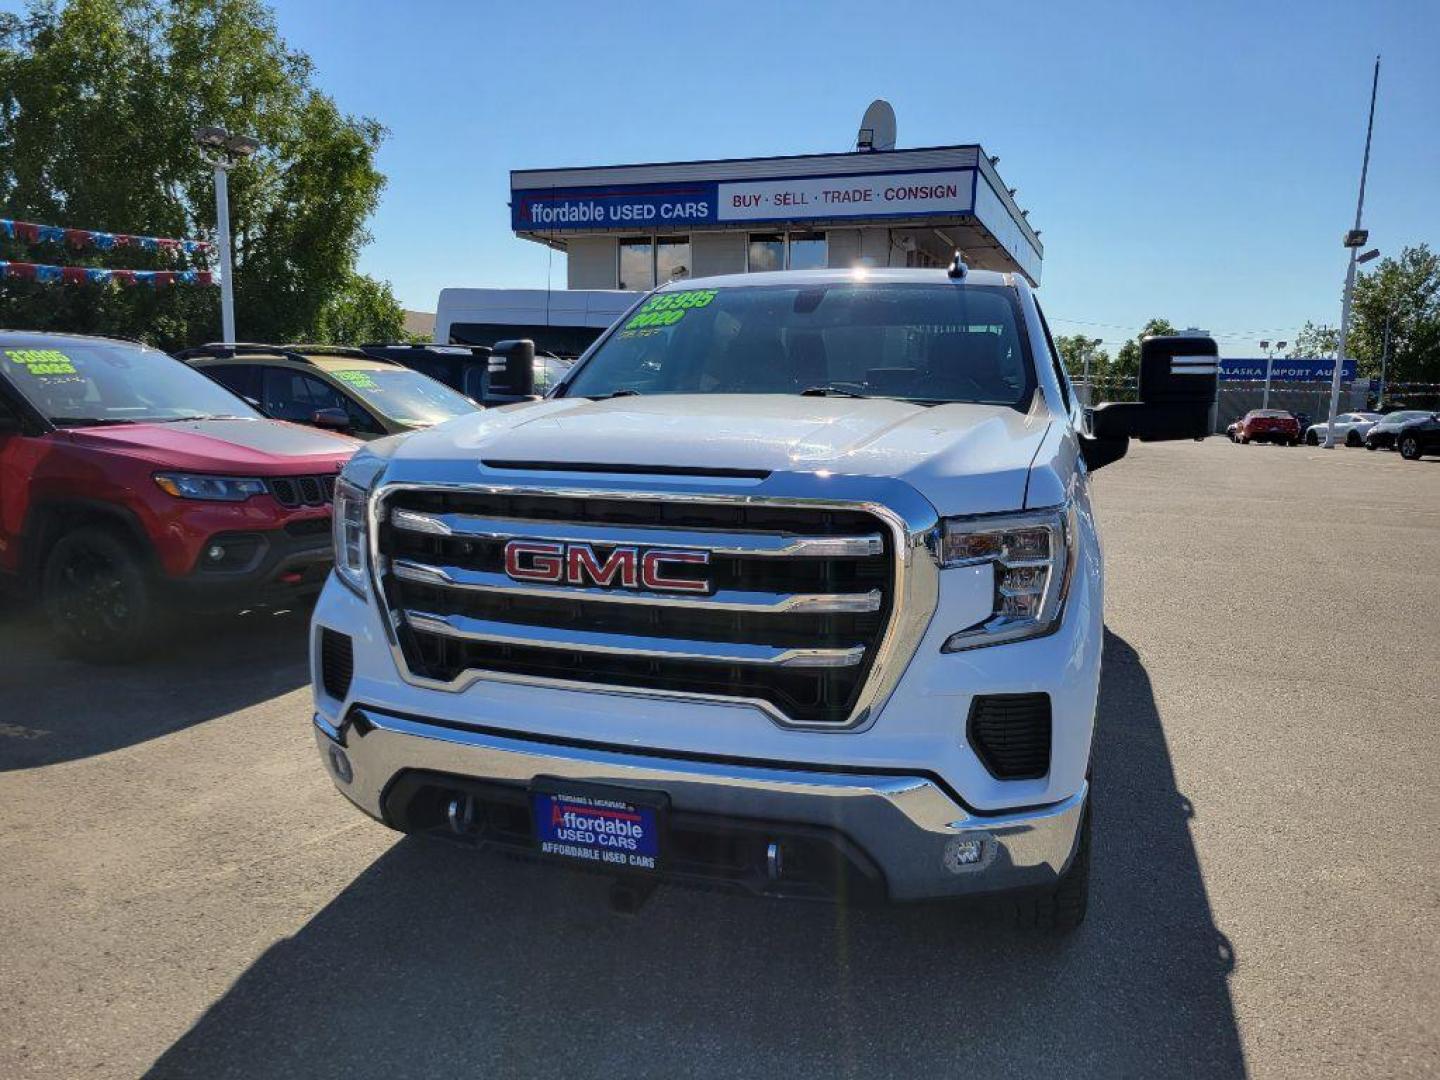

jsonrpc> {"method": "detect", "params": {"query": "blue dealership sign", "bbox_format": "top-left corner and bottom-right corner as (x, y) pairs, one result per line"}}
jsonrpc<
(1221, 358), (1356, 382)
(513, 182), (719, 231)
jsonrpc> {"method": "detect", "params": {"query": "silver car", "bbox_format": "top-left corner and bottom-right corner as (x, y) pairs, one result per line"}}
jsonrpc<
(1303, 411), (1382, 446)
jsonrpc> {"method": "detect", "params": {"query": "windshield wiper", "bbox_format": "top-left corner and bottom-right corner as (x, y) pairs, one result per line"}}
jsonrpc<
(588, 388), (642, 400)
(151, 414), (253, 423)
(49, 417), (138, 427)
(800, 385), (870, 399)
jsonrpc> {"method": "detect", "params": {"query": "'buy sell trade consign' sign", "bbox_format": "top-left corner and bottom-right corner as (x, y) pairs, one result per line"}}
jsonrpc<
(716, 170), (974, 221)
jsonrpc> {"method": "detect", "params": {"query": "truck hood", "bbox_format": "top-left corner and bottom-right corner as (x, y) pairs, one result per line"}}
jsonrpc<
(59, 417), (359, 473)
(386, 395), (1052, 515)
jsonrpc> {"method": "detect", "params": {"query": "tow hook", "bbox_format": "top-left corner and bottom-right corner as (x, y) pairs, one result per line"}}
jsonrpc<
(446, 794), (475, 835)
(608, 877), (659, 916)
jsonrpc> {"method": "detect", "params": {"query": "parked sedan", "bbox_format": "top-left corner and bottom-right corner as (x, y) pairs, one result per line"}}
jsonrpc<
(1236, 409), (1300, 445)
(1303, 411), (1383, 446)
(1394, 414), (1440, 460)
(1364, 410), (1434, 450)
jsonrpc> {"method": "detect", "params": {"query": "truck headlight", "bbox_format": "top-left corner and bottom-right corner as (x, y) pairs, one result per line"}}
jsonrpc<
(940, 504), (1075, 651)
(333, 478), (370, 597)
(154, 473), (267, 501)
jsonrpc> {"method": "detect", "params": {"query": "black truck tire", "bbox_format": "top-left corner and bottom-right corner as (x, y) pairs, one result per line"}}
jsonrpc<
(42, 526), (166, 663)
(1013, 803), (1090, 933)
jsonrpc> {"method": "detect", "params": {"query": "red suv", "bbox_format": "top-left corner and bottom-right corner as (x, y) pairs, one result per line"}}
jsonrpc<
(1236, 409), (1300, 446)
(0, 331), (358, 660)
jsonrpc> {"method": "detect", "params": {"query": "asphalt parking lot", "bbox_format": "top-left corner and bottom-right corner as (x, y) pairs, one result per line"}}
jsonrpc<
(1, 438), (1436, 1080)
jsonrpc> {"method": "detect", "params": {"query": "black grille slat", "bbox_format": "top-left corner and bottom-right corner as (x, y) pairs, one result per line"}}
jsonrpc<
(380, 490), (895, 725)
(269, 474), (338, 509)
(968, 694), (1051, 779)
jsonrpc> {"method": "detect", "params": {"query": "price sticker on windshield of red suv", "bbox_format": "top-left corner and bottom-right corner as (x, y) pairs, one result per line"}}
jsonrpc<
(531, 782), (665, 873)
(5, 348), (79, 378)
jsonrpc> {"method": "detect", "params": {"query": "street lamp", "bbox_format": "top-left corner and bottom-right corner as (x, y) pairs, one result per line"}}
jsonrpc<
(1323, 56), (1381, 449)
(1259, 340), (1288, 409)
(194, 126), (260, 343)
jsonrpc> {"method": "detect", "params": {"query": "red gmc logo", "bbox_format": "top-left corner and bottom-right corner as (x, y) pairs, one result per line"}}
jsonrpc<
(504, 540), (710, 594)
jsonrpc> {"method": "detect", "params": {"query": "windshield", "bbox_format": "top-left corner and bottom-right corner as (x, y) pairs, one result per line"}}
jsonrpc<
(1381, 411), (1428, 425)
(328, 368), (478, 426)
(562, 283), (1035, 408)
(2, 338), (260, 425)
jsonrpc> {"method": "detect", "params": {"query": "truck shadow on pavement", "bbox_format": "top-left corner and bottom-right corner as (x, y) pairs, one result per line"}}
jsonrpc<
(0, 602), (311, 771)
(147, 629), (1244, 1079)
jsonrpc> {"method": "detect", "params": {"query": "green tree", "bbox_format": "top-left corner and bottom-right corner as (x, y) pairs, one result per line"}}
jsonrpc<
(1287, 321), (1339, 359)
(313, 272), (406, 345)
(0, 0), (399, 351)
(1349, 244), (1440, 384)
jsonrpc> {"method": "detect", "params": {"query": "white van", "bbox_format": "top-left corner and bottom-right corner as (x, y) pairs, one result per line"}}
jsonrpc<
(433, 288), (639, 358)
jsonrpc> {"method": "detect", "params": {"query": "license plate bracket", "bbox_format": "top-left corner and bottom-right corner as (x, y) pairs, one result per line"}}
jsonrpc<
(530, 778), (668, 874)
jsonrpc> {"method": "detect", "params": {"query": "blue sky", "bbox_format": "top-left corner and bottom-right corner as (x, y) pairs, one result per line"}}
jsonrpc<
(15, 0), (1440, 355)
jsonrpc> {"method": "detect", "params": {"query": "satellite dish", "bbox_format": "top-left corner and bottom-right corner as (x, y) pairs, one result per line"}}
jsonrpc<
(856, 99), (897, 152)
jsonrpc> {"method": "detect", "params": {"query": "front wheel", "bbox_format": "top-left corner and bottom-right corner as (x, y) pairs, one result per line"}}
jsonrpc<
(42, 527), (166, 663)
(1346, 430), (1362, 447)
(1012, 803), (1090, 933)
(1399, 435), (1423, 460)
(1305, 430), (1319, 445)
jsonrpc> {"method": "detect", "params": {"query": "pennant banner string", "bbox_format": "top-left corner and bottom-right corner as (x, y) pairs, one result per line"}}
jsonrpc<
(0, 218), (210, 256)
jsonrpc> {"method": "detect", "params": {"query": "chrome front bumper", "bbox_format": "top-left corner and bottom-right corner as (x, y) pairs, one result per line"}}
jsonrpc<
(315, 708), (1087, 902)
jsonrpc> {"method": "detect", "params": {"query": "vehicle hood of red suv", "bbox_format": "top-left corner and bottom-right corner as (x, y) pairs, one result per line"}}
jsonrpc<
(58, 418), (358, 473)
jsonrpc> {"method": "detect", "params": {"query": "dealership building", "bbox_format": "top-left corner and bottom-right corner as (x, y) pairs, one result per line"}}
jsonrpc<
(509, 143), (1044, 291)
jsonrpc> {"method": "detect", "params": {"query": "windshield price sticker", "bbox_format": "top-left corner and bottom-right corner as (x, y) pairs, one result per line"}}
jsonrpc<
(5, 348), (78, 377)
(623, 289), (716, 332)
(333, 370), (380, 391)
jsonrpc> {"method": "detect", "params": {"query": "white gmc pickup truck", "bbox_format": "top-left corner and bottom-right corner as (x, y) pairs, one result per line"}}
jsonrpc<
(311, 264), (1217, 930)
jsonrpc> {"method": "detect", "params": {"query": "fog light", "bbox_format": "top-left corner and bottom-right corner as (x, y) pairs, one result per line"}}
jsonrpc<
(328, 745), (353, 784)
(207, 545), (226, 561)
(943, 836), (987, 873)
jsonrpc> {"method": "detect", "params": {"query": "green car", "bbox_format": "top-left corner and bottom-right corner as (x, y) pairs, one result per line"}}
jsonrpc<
(177, 343), (481, 439)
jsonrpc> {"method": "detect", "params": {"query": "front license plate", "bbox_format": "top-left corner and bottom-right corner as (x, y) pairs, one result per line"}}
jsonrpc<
(531, 782), (664, 873)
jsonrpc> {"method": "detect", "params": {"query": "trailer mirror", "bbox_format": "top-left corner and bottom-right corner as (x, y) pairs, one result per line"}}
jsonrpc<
(1090, 335), (1219, 443)
(489, 339), (536, 399)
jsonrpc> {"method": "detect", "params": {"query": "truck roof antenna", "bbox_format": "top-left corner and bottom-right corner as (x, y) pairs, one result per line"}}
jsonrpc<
(947, 251), (968, 280)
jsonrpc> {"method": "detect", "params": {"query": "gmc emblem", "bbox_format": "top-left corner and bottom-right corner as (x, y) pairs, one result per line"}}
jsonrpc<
(504, 540), (710, 594)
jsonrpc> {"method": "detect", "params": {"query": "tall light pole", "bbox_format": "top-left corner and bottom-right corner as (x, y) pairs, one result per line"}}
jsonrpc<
(1376, 315), (1388, 411)
(194, 126), (260, 343)
(1324, 57), (1381, 448)
(1259, 340), (1287, 409)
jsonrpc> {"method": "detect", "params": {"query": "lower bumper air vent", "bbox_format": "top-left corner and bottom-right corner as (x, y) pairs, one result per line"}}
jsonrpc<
(319, 627), (354, 701)
(968, 693), (1051, 780)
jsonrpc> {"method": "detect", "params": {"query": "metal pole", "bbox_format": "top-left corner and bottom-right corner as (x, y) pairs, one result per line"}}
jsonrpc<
(1082, 344), (1092, 406)
(1377, 314), (1391, 406)
(1263, 347), (1273, 409)
(1324, 55), (1380, 448)
(213, 163), (236, 343)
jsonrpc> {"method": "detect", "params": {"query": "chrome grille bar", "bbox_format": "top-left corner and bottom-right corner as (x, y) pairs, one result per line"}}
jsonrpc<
(390, 509), (883, 559)
(392, 559), (883, 614)
(403, 610), (867, 669)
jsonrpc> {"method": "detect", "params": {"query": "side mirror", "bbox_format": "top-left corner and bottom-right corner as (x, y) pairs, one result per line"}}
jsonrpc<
(489, 339), (536, 399)
(1090, 335), (1220, 443)
(311, 407), (351, 431)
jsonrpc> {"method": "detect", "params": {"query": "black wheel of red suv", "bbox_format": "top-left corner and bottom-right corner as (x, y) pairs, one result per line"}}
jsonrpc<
(42, 527), (165, 663)
(1399, 435), (1423, 460)
(1013, 802), (1090, 933)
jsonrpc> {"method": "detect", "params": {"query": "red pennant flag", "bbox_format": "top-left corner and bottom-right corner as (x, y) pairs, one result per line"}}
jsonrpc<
(152, 271), (176, 287)
(7, 261), (38, 280)
(60, 266), (88, 284)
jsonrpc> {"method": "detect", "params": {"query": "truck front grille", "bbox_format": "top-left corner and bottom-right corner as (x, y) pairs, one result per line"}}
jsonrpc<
(375, 488), (899, 726)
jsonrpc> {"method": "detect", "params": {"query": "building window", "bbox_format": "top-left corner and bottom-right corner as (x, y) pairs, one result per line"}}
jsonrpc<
(619, 236), (690, 289)
(656, 237), (690, 283)
(618, 238), (654, 290)
(748, 232), (827, 272)
(787, 232), (827, 270)
(747, 233), (784, 272)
